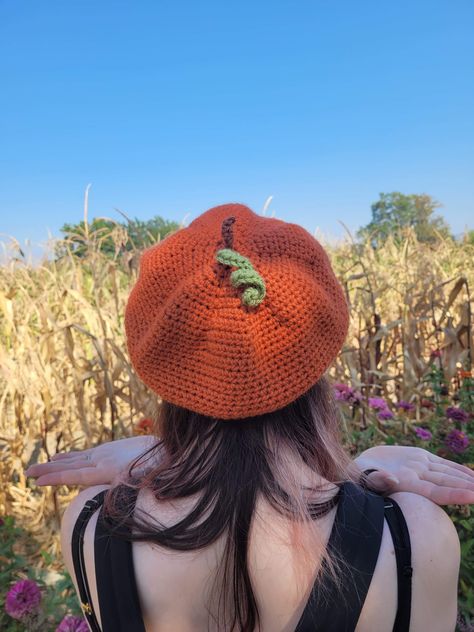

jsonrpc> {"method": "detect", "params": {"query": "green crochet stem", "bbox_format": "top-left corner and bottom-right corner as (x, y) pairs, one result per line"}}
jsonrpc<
(215, 248), (266, 307)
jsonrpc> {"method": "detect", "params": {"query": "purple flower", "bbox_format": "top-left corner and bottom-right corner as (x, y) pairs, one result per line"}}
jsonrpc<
(378, 409), (394, 420)
(333, 383), (352, 401)
(446, 406), (470, 423)
(56, 614), (89, 632)
(415, 427), (433, 441)
(368, 397), (389, 411)
(333, 383), (362, 405)
(445, 429), (470, 454)
(396, 400), (416, 412)
(5, 579), (42, 620)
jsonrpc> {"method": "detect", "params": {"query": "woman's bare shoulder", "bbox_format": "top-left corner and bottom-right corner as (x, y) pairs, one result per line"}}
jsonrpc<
(61, 485), (111, 534)
(59, 486), (111, 629)
(388, 491), (460, 550)
(388, 491), (460, 632)
(60, 485), (111, 576)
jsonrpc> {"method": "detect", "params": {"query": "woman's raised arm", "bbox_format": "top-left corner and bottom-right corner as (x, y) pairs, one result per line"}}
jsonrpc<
(25, 437), (474, 505)
(24, 435), (159, 488)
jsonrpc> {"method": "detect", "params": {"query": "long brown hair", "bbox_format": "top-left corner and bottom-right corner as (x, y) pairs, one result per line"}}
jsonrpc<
(103, 375), (356, 631)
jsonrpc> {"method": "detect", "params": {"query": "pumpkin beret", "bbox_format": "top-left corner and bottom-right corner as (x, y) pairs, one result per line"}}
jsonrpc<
(125, 203), (349, 419)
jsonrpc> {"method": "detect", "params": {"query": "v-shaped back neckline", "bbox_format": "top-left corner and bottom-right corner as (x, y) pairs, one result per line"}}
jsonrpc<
(93, 481), (385, 632)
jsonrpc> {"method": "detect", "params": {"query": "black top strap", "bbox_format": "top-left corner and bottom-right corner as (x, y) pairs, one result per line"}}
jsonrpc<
(70, 487), (145, 632)
(94, 487), (145, 632)
(71, 490), (107, 632)
(295, 482), (413, 632)
(295, 482), (386, 631)
(383, 497), (413, 632)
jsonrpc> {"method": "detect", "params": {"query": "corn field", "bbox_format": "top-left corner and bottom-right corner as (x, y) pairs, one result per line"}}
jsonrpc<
(0, 218), (473, 608)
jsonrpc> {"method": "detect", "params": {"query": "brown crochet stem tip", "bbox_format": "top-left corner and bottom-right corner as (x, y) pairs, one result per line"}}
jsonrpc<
(221, 216), (236, 249)
(214, 216), (237, 285)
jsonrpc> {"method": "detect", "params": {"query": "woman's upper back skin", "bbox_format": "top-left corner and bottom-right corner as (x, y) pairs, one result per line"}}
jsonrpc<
(61, 484), (460, 632)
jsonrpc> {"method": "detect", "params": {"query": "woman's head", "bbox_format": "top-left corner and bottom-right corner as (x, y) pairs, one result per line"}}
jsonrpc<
(124, 202), (350, 420)
(146, 375), (352, 502)
(106, 203), (354, 631)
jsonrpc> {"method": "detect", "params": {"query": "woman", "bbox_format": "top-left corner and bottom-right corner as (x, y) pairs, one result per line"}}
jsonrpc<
(26, 203), (474, 632)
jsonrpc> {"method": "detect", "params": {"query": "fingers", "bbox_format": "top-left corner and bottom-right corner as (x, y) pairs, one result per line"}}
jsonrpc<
(25, 459), (95, 478)
(439, 489), (474, 504)
(427, 453), (474, 477)
(428, 462), (474, 485)
(420, 469), (474, 493)
(50, 450), (90, 461)
(410, 479), (474, 505)
(33, 468), (110, 487)
(430, 485), (472, 504)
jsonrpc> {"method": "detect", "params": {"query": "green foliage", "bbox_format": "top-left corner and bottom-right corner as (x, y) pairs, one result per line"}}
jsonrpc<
(55, 214), (181, 259)
(452, 508), (474, 624)
(337, 364), (474, 627)
(0, 515), (82, 631)
(357, 192), (453, 248)
(125, 216), (180, 249)
(421, 362), (452, 421)
(459, 376), (474, 413)
(463, 230), (474, 247)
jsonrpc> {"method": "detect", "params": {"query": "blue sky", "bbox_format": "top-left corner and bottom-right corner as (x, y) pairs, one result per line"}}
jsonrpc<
(1, 0), (473, 256)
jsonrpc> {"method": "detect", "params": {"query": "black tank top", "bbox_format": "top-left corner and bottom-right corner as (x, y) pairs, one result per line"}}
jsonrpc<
(71, 481), (412, 632)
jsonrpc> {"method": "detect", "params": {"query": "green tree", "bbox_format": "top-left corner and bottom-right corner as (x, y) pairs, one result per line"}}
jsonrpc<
(357, 192), (452, 248)
(462, 229), (474, 246)
(56, 215), (181, 259)
(125, 216), (181, 250)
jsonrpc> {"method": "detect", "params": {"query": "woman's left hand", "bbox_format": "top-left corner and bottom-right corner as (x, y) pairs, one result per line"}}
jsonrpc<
(353, 445), (474, 505)
(24, 435), (158, 487)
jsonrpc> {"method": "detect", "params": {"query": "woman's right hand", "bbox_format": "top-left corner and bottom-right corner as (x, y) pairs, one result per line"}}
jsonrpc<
(24, 435), (159, 487)
(354, 445), (474, 505)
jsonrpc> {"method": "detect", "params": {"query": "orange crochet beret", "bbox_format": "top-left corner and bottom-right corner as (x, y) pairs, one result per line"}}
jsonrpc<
(124, 203), (349, 419)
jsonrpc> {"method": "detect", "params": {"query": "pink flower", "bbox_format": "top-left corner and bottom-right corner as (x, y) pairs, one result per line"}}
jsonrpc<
(368, 397), (389, 411)
(333, 383), (362, 405)
(446, 406), (470, 423)
(445, 429), (470, 454)
(430, 349), (442, 358)
(5, 579), (42, 620)
(415, 427), (432, 441)
(56, 614), (89, 632)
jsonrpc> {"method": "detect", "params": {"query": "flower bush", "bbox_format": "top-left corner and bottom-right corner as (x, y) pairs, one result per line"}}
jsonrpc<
(333, 363), (474, 629)
(5, 580), (42, 621)
(446, 429), (470, 454)
(56, 614), (89, 632)
(0, 516), (86, 631)
(414, 427), (433, 441)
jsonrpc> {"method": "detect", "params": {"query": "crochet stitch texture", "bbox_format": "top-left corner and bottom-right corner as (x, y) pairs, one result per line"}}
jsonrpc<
(124, 203), (350, 420)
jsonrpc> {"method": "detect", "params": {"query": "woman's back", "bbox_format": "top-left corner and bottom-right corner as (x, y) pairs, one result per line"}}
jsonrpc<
(63, 480), (460, 632)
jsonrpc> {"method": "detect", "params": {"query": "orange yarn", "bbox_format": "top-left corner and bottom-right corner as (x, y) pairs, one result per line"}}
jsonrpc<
(124, 203), (349, 420)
